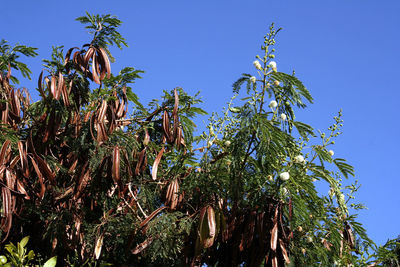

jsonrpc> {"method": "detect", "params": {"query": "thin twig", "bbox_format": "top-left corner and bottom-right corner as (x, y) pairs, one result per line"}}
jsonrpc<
(122, 196), (142, 221)
(128, 183), (148, 218)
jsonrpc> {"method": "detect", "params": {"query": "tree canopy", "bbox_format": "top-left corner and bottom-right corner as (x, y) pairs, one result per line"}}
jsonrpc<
(0, 13), (396, 266)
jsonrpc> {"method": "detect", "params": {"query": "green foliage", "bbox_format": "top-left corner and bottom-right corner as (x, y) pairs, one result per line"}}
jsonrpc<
(0, 39), (38, 84)
(372, 236), (400, 266)
(144, 212), (193, 265)
(270, 71), (313, 108)
(0, 236), (56, 267)
(42, 46), (65, 74)
(76, 12), (127, 62)
(102, 67), (144, 109)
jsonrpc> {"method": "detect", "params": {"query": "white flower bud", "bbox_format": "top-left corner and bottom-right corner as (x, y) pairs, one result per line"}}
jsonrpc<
(209, 126), (215, 136)
(224, 140), (231, 147)
(294, 155), (305, 163)
(312, 178), (317, 182)
(269, 100), (278, 108)
(253, 60), (262, 70)
(329, 188), (335, 197)
(282, 187), (289, 195)
(269, 61), (277, 69)
(267, 175), (274, 181)
(280, 113), (287, 121)
(273, 80), (280, 86)
(250, 76), (256, 83)
(279, 171), (290, 181)
(307, 236), (313, 243)
(297, 226), (303, 232)
(328, 150), (334, 156)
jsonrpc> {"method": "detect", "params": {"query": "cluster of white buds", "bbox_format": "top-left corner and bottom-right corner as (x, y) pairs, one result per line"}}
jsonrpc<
(253, 60), (262, 70)
(279, 171), (290, 181)
(280, 113), (287, 121)
(328, 150), (335, 156)
(269, 100), (278, 108)
(269, 61), (277, 71)
(249, 76), (256, 83)
(294, 155), (305, 163)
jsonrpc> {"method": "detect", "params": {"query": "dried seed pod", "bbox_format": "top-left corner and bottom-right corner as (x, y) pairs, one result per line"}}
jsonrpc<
(196, 206), (217, 250)
(98, 47), (111, 79)
(94, 233), (104, 259)
(17, 141), (29, 178)
(91, 52), (101, 84)
(152, 147), (165, 181)
(162, 110), (172, 142)
(165, 178), (179, 210)
(112, 146), (121, 186)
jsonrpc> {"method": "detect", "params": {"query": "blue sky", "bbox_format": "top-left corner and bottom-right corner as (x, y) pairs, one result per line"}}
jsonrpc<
(1, 1), (399, 246)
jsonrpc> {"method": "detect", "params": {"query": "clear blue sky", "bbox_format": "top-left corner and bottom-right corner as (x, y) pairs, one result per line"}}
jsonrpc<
(2, 1), (399, 246)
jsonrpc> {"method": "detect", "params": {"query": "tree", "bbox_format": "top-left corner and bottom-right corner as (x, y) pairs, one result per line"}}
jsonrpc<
(0, 13), (376, 266)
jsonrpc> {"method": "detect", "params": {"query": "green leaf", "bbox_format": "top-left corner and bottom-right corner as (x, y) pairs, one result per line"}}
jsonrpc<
(334, 158), (355, 178)
(232, 76), (249, 94)
(19, 236), (29, 249)
(189, 107), (208, 116)
(229, 107), (241, 113)
(271, 72), (313, 108)
(43, 256), (57, 267)
(4, 243), (16, 255)
(0, 255), (7, 264)
(293, 121), (315, 138)
(75, 12), (128, 50)
(27, 250), (35, 261)
(314, 146), (332, 163)
(126, 88), (144, 110)
(0, 39), (38, 84)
